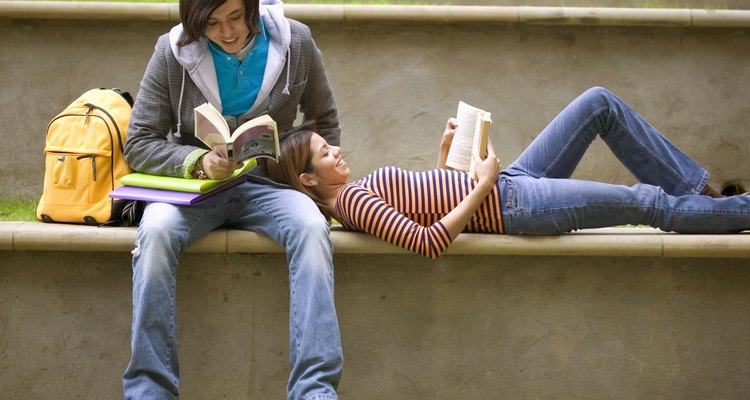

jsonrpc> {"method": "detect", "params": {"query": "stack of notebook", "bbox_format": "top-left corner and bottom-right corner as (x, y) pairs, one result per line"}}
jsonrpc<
(109, 160), (256, 205)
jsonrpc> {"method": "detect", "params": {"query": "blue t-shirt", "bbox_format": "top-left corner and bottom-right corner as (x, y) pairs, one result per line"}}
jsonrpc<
(209, 20), (269, 117)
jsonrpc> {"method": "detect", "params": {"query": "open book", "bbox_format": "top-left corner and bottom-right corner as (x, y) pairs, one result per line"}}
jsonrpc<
(194, 102), (280, 163)
(445, 101), (492, 181)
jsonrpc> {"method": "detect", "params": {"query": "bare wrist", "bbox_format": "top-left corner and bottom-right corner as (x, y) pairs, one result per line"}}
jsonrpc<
(475, 179), (494, 193)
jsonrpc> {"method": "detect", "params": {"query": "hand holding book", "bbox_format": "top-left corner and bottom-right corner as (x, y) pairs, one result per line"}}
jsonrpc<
(199, 151), (244, 180)
(194, 102), (280, 164)
(471, 138), (502, 189)
(441, 101), (494, 181)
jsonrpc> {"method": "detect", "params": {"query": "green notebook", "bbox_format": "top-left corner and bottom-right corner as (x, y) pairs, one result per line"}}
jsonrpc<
(120, 159), (257, 193)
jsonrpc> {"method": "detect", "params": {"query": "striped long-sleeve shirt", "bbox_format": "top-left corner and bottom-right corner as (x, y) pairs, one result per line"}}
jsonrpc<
(335, 167), (503, 258)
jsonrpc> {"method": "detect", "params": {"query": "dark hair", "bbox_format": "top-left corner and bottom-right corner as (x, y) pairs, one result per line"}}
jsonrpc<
(267, 124), (332, 218)
(178, 0), (261, 46)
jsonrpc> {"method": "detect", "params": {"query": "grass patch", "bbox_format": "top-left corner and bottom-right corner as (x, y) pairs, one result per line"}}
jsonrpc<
(637, 0), (727, 9)
(0, 199), (38, 222)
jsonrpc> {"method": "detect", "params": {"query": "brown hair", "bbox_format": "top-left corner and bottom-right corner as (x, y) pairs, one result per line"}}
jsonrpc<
(177, 0), (261, 46)
(267, 127), (333, 218)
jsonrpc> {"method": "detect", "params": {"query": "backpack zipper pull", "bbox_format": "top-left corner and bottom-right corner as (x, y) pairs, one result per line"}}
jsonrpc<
(76, 154), (97, 181)
(84, 107), (92, 125)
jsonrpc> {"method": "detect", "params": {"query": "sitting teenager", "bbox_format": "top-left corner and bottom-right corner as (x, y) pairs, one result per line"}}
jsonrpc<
(121, 0), (343, 398)
(267, 87), (750, 259)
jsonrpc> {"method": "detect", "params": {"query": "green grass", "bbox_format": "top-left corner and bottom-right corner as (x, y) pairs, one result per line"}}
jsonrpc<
(0, 200), (38, 222)
(637, 0), (727, 9)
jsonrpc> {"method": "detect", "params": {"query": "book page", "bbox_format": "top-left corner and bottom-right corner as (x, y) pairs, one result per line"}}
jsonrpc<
(446, 101), (487, 171)
(201, 133), (231, 159)
(194, 103), (230, 145)
(230, 115), (279, 162)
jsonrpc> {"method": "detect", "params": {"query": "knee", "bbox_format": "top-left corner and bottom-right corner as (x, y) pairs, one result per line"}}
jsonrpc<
(137, 204), (185, 244)
(286, 212), (331, 245)
(132, 204), (187, 271)
(577, 86), (625, 125)
(580, 86), (615, 106)
(270, 191), (334, 266)
(283, 211), (334, 267)
(277, 192), (331, 240)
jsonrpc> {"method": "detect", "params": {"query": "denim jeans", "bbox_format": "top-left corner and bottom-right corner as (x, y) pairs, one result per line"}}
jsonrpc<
(122, 179), (342, 400)
(501, 87), (750, 234)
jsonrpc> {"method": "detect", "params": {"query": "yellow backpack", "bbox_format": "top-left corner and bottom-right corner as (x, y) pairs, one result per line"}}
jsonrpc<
(36, 88), (136, 225)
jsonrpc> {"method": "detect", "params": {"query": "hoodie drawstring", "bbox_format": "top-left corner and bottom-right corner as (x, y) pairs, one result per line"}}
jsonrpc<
(174, 67), (186, 138)
(282, 46), (291, 95)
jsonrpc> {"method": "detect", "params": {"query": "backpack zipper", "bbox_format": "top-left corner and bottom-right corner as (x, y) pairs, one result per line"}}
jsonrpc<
(76, 154), (97, 181)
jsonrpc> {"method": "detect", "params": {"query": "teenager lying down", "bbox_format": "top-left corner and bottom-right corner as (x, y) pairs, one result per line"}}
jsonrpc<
(267, 87), (750, 258)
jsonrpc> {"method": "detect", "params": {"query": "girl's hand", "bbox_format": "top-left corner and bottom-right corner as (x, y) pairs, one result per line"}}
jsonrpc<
(473, 145), (501, 189)
(438, 136), (501, 245)
(437, 118), (458, 169)
(202, 151), (244, 180)
(441, 118), (457, 148)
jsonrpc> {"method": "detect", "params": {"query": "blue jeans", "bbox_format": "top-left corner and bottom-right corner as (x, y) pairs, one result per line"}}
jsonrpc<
(122, 179), (342, 400)
(501, 87), (750, 234)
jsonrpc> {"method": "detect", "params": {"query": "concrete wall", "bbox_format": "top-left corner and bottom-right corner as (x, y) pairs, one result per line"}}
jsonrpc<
(2, 251), (750, 399)
(1, 6), (749, 201)
(2, 6), (750, 398)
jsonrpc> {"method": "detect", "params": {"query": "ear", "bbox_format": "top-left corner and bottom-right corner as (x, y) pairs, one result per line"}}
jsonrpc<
(298, 172), (318, 188)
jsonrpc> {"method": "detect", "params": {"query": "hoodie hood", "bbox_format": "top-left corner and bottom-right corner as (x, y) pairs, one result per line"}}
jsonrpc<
(168, 0), (291, 114)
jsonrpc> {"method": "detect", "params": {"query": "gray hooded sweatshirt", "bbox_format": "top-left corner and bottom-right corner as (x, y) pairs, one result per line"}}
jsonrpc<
(124, 0), (340, 178)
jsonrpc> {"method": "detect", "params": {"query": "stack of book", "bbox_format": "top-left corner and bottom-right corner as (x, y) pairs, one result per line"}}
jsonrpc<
(109, 160), (256, 205)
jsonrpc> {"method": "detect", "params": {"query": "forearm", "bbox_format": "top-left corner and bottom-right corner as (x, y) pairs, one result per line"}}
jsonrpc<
(436, 118), (457, 170)
(436, 140), (451, 169)
(439, 181), (494, 240)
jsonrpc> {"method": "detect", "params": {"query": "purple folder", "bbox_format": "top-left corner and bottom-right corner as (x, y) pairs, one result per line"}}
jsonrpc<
(109, 178), (244, 205)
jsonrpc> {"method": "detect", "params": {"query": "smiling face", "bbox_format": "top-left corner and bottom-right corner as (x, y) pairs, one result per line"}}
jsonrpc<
(301, 133), (351, 188)
(204, 0), (251, 54)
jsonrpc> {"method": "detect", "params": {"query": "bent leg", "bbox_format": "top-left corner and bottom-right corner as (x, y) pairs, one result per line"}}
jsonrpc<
(501, 175), (750, 235)
(506, 87), (709, 195)
(228, 181), (342, 400)
(123, 200), (229, 400)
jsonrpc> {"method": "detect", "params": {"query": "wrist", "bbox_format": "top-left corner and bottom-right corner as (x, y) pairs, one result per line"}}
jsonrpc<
(192, 154), (208, 180)
(475, 179), (494, 193)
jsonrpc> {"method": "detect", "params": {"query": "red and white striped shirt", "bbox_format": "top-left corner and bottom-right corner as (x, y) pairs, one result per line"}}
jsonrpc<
(336, 167), (503, 258)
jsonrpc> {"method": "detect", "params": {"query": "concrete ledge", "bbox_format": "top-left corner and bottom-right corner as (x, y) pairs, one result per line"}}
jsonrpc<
(1, 1), (749, 28)
(2, 221), (748, 258)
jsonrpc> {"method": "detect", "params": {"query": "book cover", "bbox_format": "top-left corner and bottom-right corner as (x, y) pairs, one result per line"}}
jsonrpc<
(120, 159), (256, 194)
(109, 177), (245, 205)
